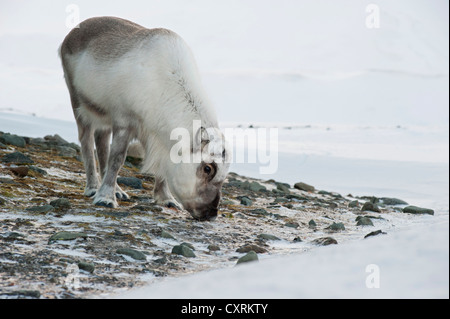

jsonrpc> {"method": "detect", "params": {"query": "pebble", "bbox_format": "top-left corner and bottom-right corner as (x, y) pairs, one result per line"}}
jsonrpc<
(361, 202), (381, 213)
(236, 244), (267, 254)
(116, 247), (147, 261)
(276, 183), (291, 193)
(294, 182), (315, 192)
(257, 233), (281, 241)
(26, 205), (54, 214)
(308, 219), (317, 228)
(326, 222), (345, 231)
(402, 205), (434, 215)
(160, 229), (176, 240)
(311, 237), (338, 246)
(239, 196), (252, 206)
(348, 200), (359, 208)
(380, 197), (408, 205)
(172, 244), (196, 257)
(117, 176), (143, 189)
(356, 216), (374, 226)
(249, 181), (266, 192)
(236, 251), (258, 265)
(8, 166), (29, 177)
(78, 261), (95, 273)
(50, 198), (71, 210)
(208, 244), (220, 252)
(48, 231), (88, 244)
(364, 230), (387, 239)
(1, 151), (34, 164)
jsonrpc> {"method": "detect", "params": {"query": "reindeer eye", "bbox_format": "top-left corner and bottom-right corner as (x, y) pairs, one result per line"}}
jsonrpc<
(204, 165), (212, 175)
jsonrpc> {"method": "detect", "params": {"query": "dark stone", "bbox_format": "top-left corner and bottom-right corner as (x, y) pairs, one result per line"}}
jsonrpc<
(402, 205), (434, 215)
(208, 244), (220, 251)
(326, 222), (345, 231)
(236, 251), (258, 265)
(364, 230), (387, 239)
(172, 244), (196, 257)
(8, 166), (29, 177)
(26, 205), (54, 214)
(348, 200), (359, 208)
(0, 133), (26, 147)
(116, 248), (147, 261)
(308, 219), (317, 228)
(257, 233), (281, 241)
(78, 261), (95, 273)
(239, 196), (252, 206)
(356, 216), (374, 226)
(236, 244), (267, 253)
(294, 182), (315, 192)
(48, 231), (88, 244)
(311, 237), (338, 246)
(1, 151), (34, 164)
(50, 198), (71, 210)
(380, 197), (408, 205)
(117, 176), (143, 189)
(361, 202), (381, 213)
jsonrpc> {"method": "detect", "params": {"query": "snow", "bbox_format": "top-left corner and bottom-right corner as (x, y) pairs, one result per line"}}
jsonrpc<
(0, 0), (448, 298)
(119, 220), (449, 299)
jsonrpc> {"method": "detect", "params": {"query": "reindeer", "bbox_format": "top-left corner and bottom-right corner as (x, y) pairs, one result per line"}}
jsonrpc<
(60, 16), (230, 221)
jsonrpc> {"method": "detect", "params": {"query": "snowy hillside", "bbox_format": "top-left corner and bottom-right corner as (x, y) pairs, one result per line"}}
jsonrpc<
(0, 0), (448, 124)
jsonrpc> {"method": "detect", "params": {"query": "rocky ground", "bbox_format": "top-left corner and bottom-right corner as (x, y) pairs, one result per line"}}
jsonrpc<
(0, 131), (435, 299)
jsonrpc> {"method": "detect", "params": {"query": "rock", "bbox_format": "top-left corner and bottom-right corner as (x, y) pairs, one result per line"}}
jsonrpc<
(208, 244), (220, 251)
(26, 205), (54, 213)
(172, 244), (196, 257)
(248, 208), (270, 216)
(380, 197), (408, 205)
(160, 229), (176, 240)
(0, 133), (26, 147)
(236, 251), (258, 265)
(48, 231), (88, 244)
(273, 197), (289, 203)
(236, 244), (267, 253)
(0, 196), (5, 206)
(44, 134), (70, 146)
(117, 176), (143, 189)
(78, 261), (95, 273)
(308, 219), (317, 228)
(361, 202), (381, 213)
(50, 198), (71, 210)
(257, 233), (281, 241)
(116, 248), (147, 261)
(285, 222), (299, 228)
(311, 237), (338, 246)
(29, 166), (47, 175)
(276, 183), (290, 193)
(356, 216), (374, 226)
(402, 205), (434, 215)
(1, 151), (34, 164)
(294, 182), (315, 192)
(249, 181), (266, 192)
(4, 290), (41, 298)
(326, 222), (345, 231)
(293, 237), (303, 242)
(348, 200), (359, 208)
(239, 196), (252, 206)
(8, 166), (29, 177)
(364, 230), (387, 239)
(57, 146), (78, 157)
(180, 242), (195, 250)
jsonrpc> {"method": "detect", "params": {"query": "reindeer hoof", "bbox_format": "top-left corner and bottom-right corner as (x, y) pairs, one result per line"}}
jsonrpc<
(167, 202), (181, 210)
(95, 200), (114, 208)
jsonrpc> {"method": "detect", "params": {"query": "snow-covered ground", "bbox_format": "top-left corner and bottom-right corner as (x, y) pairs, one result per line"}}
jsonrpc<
(1, 0), (448, 298)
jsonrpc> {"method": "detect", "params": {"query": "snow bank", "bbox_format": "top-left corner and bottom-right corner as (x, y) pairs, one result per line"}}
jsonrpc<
(119, 220), (449, 299)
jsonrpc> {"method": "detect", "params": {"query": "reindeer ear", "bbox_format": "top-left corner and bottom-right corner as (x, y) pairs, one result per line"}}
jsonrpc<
(193, 126), (210, 152)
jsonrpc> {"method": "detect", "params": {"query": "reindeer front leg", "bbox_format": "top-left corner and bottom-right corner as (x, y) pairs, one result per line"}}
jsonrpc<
(94, 127), (132, 208)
